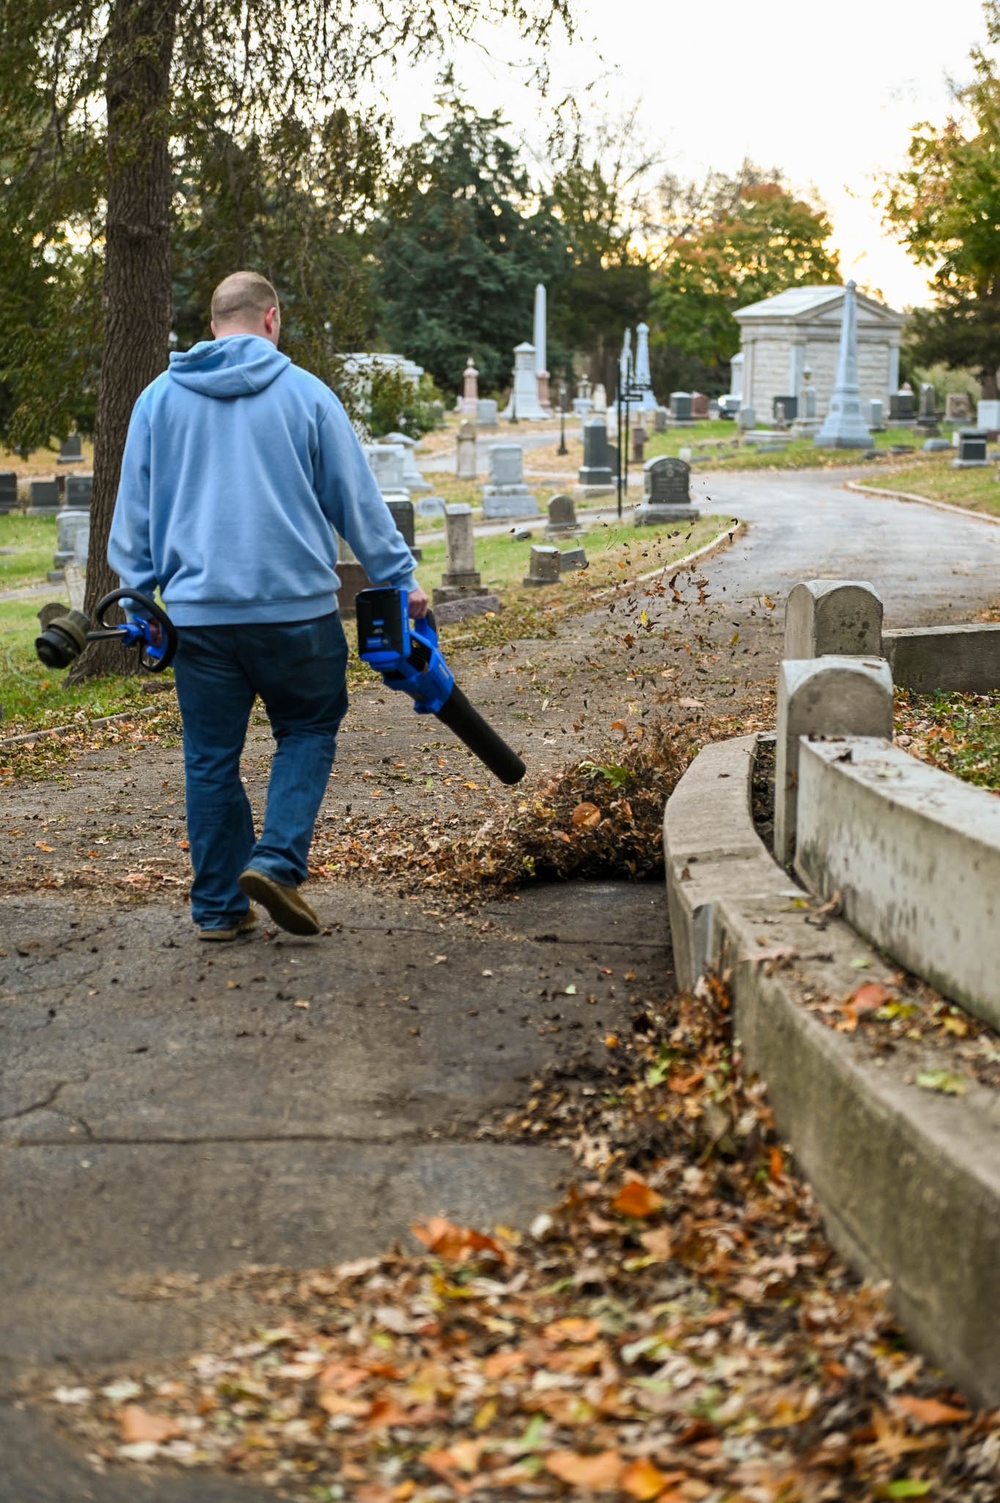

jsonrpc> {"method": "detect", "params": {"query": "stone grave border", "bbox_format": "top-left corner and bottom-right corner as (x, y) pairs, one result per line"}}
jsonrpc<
(663, 579), (1000, 1405)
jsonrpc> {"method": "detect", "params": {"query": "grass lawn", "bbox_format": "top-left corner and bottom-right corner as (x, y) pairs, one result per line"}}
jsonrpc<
(859, 458), (1000, 516)
(896, 688), (1000, 791)
(0, 508), (734, 737)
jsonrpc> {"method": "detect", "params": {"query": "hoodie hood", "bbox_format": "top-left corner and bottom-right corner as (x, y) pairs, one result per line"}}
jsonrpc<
(168, 334), (291, 399)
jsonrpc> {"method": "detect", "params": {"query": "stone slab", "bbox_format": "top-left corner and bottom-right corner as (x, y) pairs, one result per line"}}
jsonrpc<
(883, 622), (1000, 693)
(795, 736), (1000, 1028)
(664, 732), (1000, 1405)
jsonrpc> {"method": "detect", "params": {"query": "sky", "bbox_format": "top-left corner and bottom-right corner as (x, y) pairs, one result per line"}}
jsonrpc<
(378, 0), (994, 310)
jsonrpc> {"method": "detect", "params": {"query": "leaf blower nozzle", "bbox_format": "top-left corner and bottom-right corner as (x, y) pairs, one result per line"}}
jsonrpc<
(34, 589), (178, 672)
(356, 587), (526, 785)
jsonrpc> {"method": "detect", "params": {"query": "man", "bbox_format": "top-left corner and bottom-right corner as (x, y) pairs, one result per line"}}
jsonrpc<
(109, 270), (427, 940)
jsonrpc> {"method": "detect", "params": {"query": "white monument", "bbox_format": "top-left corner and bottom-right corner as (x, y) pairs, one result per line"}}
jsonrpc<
(533, 285), (551, 411)
(502, 342), (547, 421)
(630, 323), (658, 414)
(813, 281), (872, 449)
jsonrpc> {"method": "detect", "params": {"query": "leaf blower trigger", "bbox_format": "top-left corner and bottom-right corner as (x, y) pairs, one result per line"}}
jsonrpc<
(35, 588), (177, 673)
(355, 587), (525, 786)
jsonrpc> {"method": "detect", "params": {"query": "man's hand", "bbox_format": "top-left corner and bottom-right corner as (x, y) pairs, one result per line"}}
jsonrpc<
(408, 586), (429, 619)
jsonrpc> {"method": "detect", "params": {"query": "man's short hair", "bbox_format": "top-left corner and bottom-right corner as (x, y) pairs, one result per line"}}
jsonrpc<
(211, 271), (279, 327)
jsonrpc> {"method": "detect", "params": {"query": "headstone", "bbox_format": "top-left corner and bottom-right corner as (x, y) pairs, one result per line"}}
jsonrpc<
(670, 391), (692, 421)
(814, 281), (872, 450)
(476, 399), (498, 427)
(27, 479), (59, 514)
(523, 544), (561, 586)
(456, 422), (478, 480)
(482, 444), (539, 518)
(433, 504), (492, 606)
(57, 434), (83, 464)
(635, 456), (699, 525)
(889, 389), (916, 421)
(53, 510), (90, 569)
(459, 357), (478, 416)
(654, 407), (668, 433)
(631, 425), (646, 463)
(773, 395), (798, 423)
(627, 323), (657, 414)
(572, 378), (593, 419)
(866, 399), (884, 430)
(977, 399), (1000, 431)
(923, 438), (953, 453)
(545, 494), (582, 536)
(737, 404), (756, 431)
(784, 580), (884, 661)
(0, 472), (18, 514)
(691, 392), (709, 419)
(945, 392), (973, 422)
(502, 342), (547, 421)
(366, 443), (409, 500)
(774, 656), (894, 865)
(533, 285), (551, 410)
(386, 498), (422, 562)
(559, 546), (587, 572)
(415, 495), (445, 518)
(65, 473), (92, 509)
(954, 430), (989, 468)
(383, 432), (431, 492)
(916, 382), (940, 436)
(592, 383), (608, 414)
(578, 417), (615, 492)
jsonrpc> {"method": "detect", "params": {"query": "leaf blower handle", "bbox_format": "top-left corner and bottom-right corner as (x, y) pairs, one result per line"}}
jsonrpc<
(436, 683), (526, 785)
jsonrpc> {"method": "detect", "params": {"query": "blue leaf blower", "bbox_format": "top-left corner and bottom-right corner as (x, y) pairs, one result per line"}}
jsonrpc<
(355, 586), (526, 786)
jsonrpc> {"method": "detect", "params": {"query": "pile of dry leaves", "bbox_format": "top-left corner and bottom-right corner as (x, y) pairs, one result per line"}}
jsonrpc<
(48, 978), (999, 1502)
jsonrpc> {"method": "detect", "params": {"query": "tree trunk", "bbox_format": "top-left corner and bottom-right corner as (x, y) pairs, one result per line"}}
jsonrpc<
(71, 0), (177, 681)
(981, 368), (998, 401)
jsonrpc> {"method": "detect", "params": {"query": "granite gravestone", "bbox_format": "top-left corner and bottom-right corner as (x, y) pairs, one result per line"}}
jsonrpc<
(691, 392), (709, 419)
(57, 434), (83, 464)
(481, 444), (538, 518)
(432, 505), (499, 619)
(670, 392), (692, 421)
(0, 472), (17, 514)
(384, 432), (431, 492)
(545, 494), (582, 536)
(523, 545), (561, 586)
(578, 416), (614, 491)
(634, 456), (699, 525)
(366, 443), (409, 501)
(476, 399), (498, 427)
(53, 510), (90, 570)
(386, 498), (422, 562)
(954, 431), (988, 468)
(27, 479), (59, 514)
(456, 423), (477, 480)
(65, 474), (92, 509)
(889, 389), (916, 421)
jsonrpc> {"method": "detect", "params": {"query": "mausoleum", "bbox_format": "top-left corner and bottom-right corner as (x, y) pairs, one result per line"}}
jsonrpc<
(733, 286), (905, 422)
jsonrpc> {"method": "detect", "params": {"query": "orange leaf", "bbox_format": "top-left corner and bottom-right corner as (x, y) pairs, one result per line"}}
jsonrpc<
(411, 1216), (507, 1263)
(895, 1394), (971, 1427)
(843, 981), (894, 1020)
(118, 1404), (184, 1444)
(34, 841), (54, 851)
(622, 1457), (675, 1500)
(571, 801), (602, 829)
(544, 1316), (601, 1344)
(545, 1448), (624, 1489)
(612, 1178), (664, 1219)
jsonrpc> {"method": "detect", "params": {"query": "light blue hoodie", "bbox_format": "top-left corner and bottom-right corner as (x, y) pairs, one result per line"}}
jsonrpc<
(108, 335), (418, 626)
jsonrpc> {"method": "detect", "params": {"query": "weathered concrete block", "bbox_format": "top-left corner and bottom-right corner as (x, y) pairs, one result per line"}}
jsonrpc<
(883, 623), (1000, 693)
(774, 656), (893, 866)
(663, 735), (800, 989)
(784, 579), (883, 660)
(796, 736), (1000, 1029)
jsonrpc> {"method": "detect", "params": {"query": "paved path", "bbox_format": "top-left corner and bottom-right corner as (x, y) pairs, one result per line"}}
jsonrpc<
(5, 466), (1000, 1498)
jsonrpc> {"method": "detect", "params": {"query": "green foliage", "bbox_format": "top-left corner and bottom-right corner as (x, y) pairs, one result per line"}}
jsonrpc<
(374, 81), (569, 393)
(882, 6), (1000, 391)
(364, 368), (443, 439)
(651, 162), (840, 387)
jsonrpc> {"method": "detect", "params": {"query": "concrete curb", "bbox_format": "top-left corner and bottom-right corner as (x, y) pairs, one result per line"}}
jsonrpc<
(663, 732), (1000, 1404)
(0, 703), (164, 751)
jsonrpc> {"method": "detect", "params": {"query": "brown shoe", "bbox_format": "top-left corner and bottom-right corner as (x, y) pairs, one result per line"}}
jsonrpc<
(198, 909), (257, 942)
(238, 868), (320, 936)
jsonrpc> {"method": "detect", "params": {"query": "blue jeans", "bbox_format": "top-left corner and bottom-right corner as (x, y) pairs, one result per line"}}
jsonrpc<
(172, 614), (348, 929)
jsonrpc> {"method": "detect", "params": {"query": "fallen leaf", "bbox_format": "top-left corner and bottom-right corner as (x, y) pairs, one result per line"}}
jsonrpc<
(571, 801), (602, 829)
(622, 1458), (685, 1500)
(545, 1448), (624, 1489)
(118, 1404), (184, 1445)
(895, 1394), (971, 1427)
(915, 1070), (966, 1096)
(639, 1226), (673, 1261)
(612, 1178), (664, 1219)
